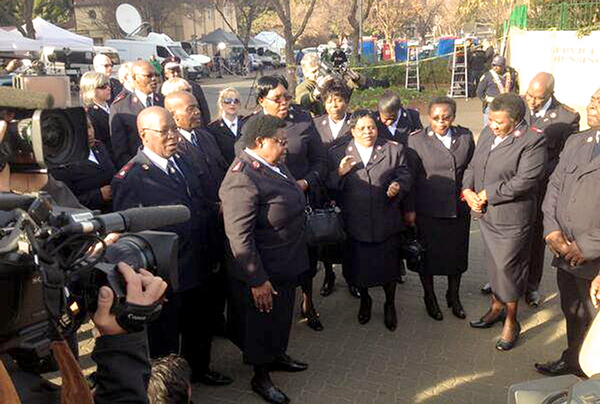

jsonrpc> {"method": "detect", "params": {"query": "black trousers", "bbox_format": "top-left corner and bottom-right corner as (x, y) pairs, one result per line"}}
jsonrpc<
(180, 283), (215, 375)
(148, 291), (181, 358)
(557, 269), (599, 369)
(227, 278), (296, 365)
(527, 189), (546, 293)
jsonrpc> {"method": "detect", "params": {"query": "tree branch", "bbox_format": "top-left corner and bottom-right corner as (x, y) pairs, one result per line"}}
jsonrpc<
(292, 0), (317, 42)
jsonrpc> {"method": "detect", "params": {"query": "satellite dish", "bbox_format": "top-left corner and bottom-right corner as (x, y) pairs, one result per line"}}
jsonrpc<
(116, 3), (143, 36)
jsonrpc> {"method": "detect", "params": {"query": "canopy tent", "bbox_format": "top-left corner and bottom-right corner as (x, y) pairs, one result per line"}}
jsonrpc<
(199, 28), (241, 46)
(0, 29), (43, 52)
(254, 31), (286, 54)
(11, 17), (93, 50)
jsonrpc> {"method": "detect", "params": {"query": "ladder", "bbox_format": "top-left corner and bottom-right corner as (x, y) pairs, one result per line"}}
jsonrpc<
(449, 39), (469, 98)
(405, 40), (420, 91)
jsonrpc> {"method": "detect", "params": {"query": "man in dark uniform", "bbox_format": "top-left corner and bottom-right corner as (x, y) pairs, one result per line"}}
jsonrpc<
(375, 91), (423, 146)
(476, 55), (519, 125)
(535, 87), (600, 377)
(523, 72), (580, 307)
(165, 90), (229, 336)
(112, 106), (232, 386)
(93, 54), (124, 105)
(109, 60), (164, 169)
(162, 57), (212, 128)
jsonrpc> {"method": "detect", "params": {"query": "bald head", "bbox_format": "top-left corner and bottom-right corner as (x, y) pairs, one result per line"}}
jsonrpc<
(526, 72), (555, 112)
(93, 54), (113, 76)
(137, 106), (179, 158)
(165, 91), (202, 131)
(131, 60), (159, 95)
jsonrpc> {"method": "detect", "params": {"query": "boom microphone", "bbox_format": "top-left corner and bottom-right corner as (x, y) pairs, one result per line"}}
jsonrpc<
(61, 205), (191, 234)
(0, 87), (55, 110)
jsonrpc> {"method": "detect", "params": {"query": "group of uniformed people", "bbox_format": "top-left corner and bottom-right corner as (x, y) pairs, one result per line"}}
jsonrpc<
(47, 50), (600, 404)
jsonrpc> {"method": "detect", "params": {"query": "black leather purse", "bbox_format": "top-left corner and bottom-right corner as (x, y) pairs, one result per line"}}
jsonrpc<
(399, 226), (426, 273)
(305, 203), (346, 247)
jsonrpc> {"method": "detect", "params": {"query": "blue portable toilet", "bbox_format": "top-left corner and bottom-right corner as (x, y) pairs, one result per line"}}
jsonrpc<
(361, 37), (376, 64)
(437, 36), (457, 57)
(395, 39), (408, 62)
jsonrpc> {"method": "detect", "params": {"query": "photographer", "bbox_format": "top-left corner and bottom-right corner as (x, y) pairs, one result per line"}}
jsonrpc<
(295, 53), (333, 117)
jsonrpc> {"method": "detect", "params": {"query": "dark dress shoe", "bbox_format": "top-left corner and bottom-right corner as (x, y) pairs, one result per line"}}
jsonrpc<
(269, 353), (308, 372)
(301, 306), (324, 331)
(396, 275), (405, 284)
(481, 282), (492, 294)
(251, 377), (290, 404)
(424, 294), (443, 321)
(348, 284), (361, 298)
(358, 295), (372, 324)
(320, 272), (336, 296)
(384, 302), (397, 331)
(446, 291), (466, 319)
(526, 290), (542, 308)
(535, 359), (586, 377)
(496, 322), (521, 351)
(195, 370), (234, 386)
(469, 310), (505, 329)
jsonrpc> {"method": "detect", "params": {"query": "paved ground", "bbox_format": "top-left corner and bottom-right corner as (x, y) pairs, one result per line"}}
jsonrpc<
(67, 76), (568, 404)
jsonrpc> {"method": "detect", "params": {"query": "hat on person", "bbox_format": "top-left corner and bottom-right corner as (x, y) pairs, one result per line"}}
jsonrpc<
(161, 56), (182, 71)
(492, 55), (506, 67)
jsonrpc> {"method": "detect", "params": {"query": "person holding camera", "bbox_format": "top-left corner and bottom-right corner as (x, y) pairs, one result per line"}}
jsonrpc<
(405, 96), (475, 321)
(295, 53), (333, 117)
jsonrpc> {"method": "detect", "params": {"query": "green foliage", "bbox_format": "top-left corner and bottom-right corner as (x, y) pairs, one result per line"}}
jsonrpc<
(356, 57), (452, 87)
(34, 0), (73, 26)
(349, 85), (446, 111)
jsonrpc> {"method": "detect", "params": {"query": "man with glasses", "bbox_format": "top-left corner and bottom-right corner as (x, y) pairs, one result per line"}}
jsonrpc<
(109, 60), (164, 168)
(112, 106), (233, 387)
(523, 72), (580, 308)
(93, 54), (124, 105)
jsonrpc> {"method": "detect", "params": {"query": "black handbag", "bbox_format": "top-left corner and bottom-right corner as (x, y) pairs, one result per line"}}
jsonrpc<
(399, 226), (426, 273)
(305, 204), (346, 247)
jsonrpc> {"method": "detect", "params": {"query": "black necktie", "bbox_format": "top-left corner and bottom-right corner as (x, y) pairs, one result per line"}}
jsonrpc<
(146, 95), (153, 107)
(191, 131), (199, 147)
(167, 160), (186, 187)
(592, 136), (600, 161)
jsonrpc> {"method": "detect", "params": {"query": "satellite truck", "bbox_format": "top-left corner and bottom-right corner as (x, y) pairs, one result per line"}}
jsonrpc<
(106, 3), (206, 80)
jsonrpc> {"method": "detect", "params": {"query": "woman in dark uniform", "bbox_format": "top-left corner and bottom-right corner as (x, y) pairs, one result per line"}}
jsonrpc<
(207, 87), (244, 165)
(406, 96), (475, 321)
(463, 93), (546, 351)
(327, 110), (412, 331)
(252, 75), (326, 331)
(220, 114), (309, 404)
(80, 71), (112, 154)
(50, 116), (115, 212)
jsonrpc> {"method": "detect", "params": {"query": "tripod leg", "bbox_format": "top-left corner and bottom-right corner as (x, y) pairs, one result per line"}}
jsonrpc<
(0, 360), (23, 404)
(51, 340), (94, 404)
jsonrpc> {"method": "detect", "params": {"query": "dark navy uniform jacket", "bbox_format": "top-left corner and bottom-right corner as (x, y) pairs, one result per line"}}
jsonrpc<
(207, 117), (243, 166)
(108, 77), (124, 105)
(313, 113), (352, 149)
(476, 68), (519, 110)
(112, 149), (209, 292)
(109, 91), (164, 169)
(543, 129), (600, 280)
(190, 81), (212, 128)
(88, 104), (112, 154)
(524, 97), (580, 177)
(50, 141), (115, 213)
(375, 108), (423, 146)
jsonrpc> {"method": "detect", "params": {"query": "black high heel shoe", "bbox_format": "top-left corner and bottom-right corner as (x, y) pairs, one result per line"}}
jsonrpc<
(358, 295), (372, 324)
(424, 294), (443, 321)
(320, 272), (336, 297)
(469, 310), (506, 329)
(446, 291), (466, 319)
(496, 322), (521, 351)
(383, 302), (397, 331)
(300, 305), (324, 331)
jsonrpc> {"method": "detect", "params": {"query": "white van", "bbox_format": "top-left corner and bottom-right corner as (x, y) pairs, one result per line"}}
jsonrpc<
(106, 33), (205, 80)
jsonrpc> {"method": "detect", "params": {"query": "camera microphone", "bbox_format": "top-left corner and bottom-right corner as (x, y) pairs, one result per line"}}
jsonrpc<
(0, 87), (55, 110)
(60, 205), (191, 234)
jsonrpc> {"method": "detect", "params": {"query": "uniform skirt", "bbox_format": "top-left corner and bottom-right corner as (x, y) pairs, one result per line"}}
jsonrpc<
(343, 234), (402, 288)
(479, 217), (532, 302)
(227, 278), (296, 365)
(417, 215), (470, 276)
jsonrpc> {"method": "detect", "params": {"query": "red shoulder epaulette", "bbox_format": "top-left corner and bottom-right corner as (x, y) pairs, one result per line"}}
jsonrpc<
(409, 129), (421, 136)
(531, 126), (544, 134)
(112, 91), (127, 104)
(115, 162), (133, 179)
(231, 161), (244, 172)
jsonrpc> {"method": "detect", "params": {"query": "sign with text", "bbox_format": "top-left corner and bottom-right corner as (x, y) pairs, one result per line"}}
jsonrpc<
(509, 29), (600, 128)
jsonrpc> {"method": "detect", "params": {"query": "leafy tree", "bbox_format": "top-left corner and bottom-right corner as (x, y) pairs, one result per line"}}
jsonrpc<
(0, 0), (73, 38)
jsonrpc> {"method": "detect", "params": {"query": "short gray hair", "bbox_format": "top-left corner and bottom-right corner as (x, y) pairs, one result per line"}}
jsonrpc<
(161, 78), (191, 97)
(300, 53), (320, 71)
(80, 71), (109, 107)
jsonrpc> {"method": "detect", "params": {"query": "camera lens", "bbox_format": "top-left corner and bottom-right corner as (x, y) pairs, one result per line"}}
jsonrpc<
(40, 109), (88, 168)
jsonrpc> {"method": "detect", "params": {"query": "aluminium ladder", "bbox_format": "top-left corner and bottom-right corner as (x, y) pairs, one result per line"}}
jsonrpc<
(449, 39), (469, 98)
(405, 40), (420, 91)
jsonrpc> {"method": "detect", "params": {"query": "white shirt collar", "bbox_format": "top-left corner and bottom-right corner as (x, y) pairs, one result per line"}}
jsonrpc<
(244, 148), (287, 178)
(328, 114), (347, 140)
(387, 109), (403, 135)
(134, 89), (153, 107)
(222, 114), (239, 132)
(142, 147), (175, 174)
(354, 142), (374, 165)
(88, 149), (99, 164)
(179, 128), (193, 143)
(94, 102), (110, 114)
(491, 135), (508, 150)
(534, 97), (553, 118)
(434, 128), (453, 149)
(596, 130), (600, 143)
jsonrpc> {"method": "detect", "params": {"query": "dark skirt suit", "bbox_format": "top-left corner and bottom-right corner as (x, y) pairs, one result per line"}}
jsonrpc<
(407, 126), (475, 275)
(219, 150), (310, 365)
(462, 122), (546, 302)
(327, 137), (412, 288)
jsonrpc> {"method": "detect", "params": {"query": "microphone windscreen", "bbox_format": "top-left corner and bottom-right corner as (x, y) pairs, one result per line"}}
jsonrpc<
(0, 86), (55, 110)
(122, 205), (191, 233)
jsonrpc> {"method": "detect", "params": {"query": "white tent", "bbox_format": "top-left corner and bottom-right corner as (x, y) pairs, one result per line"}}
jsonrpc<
(0, 29), (43, 52)
(11, 17), (93, 50)
(254, 31), (286, 55)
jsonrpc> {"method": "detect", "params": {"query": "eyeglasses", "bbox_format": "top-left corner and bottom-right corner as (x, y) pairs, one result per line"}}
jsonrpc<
(97, 83), (110, 90)
(99, 63), (113, 68)
(525, 93), (547, 102)
(264, 94), (293, 104)
(431, 115), (453, 122)
(223, 98), (240, 105)
(136, 72), (159, 79)
(142, 127), (179, 138)
(271, 137), (288, 146)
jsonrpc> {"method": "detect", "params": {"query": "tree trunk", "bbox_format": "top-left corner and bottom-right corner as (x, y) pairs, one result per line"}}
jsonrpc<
(283, 23), (296, 93)
(24, 0), (35, 39)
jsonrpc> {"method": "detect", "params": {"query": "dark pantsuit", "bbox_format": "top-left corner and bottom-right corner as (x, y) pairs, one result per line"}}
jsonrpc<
(227, 278), (296, 365)
(147, 292), (181, 358)
(180, 284), (215, 374)
(557, 269), (599, 370)
(527, 196), (545, 292)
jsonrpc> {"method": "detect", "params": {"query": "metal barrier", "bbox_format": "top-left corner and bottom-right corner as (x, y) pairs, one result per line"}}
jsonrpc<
(526, 1), (600, 30)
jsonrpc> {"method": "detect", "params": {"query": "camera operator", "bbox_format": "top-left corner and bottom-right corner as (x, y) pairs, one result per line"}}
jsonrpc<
(295, 53), (334, 117)
(3, 262), (167, 404)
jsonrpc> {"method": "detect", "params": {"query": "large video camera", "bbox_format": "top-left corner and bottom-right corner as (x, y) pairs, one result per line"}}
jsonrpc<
(0, 194), (189, 373)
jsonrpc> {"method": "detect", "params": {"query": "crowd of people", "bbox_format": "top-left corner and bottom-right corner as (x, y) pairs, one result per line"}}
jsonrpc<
(8, 50), (599, 403)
